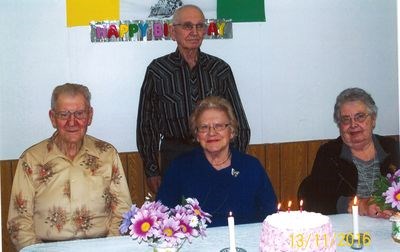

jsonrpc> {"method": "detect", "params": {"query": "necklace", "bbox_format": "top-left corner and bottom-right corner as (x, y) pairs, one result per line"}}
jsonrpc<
(210, 151), (232, 167)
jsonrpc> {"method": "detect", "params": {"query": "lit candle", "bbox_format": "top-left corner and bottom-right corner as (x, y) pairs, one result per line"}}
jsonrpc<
(277, 203), (281, 213)
(288, 201), (292, 213)
(300, 200), (303, 213)
(228, 211), (236, 251)
(352, 196), (359, 240)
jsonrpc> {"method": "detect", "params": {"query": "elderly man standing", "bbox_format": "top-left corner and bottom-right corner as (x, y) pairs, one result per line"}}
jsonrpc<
(137, 4), (250, 193)
(7, 83), (132, 251)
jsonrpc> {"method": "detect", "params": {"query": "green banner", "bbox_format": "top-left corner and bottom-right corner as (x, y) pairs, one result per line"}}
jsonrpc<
(217, 0), (265, 22)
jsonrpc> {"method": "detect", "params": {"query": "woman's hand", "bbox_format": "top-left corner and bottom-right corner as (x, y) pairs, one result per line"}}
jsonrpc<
(347, 197), (393, 219)
(367, 203), (394, 219)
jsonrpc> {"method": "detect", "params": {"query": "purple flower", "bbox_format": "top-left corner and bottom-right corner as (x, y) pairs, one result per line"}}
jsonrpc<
(387, 171), (400, 184)
(119, 205), (138, 234)
(383, 182), (400, 211)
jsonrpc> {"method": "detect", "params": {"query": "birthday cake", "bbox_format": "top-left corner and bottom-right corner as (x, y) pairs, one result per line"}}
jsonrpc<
(259, 211), (335, 252)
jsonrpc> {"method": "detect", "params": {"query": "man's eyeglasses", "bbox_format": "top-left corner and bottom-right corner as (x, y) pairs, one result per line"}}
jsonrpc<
(339, 112), (370, 125)
(53, 110), (88, 120)
(197, 123), (230, 133)
(173, 22), (206, 31)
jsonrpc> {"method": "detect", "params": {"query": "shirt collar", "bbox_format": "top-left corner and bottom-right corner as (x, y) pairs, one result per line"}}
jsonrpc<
(44, 132), (100, 162)
(173, 48), (203, 63)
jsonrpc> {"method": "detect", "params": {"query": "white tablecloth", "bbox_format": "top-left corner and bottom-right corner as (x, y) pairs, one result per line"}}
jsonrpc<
(21, 214), (399, 251)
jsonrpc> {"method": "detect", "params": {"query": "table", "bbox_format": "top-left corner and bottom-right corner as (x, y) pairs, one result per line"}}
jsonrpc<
(21, 214), (399, 251)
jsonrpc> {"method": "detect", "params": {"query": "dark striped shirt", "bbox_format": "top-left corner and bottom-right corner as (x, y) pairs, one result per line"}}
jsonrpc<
(136, 49), (250, 177)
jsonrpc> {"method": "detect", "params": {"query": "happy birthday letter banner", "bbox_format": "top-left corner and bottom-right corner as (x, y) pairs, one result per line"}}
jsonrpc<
(90, 19), (232, 42)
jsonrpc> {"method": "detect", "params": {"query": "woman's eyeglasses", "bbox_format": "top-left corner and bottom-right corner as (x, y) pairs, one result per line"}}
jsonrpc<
(340, 112), (370, 125)
(197, 123), (230, 133)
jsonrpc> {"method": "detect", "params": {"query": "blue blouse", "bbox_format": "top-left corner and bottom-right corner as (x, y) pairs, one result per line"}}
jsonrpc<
(156, 147), (277, 227)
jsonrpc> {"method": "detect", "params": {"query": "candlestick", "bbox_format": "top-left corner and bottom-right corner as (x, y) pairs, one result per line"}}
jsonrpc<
(228, 211), (236, 252)
(352, 196), (359, 241)
(287, 201), (292, 213)
(300, 200), (303, 213)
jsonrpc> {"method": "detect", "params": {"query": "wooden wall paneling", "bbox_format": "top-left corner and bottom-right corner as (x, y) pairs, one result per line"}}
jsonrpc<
(279, 142), (308, 210)
(126, 153), (147, 206)
(265, 144), (281, 201)
(247, 144), (267, 169)
(11, 160), (18, 180)
(1, 160), (17, 252)
(306, 140), (328, 175)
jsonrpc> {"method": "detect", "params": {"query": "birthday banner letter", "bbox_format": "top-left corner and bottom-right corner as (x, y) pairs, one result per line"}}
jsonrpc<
(90, 19), (233, 42)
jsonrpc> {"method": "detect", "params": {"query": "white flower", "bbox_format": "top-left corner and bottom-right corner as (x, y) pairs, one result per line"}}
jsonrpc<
(189, 215), (199, 227)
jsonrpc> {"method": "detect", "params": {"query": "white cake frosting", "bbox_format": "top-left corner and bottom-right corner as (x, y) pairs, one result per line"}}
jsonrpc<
(259, 211), (336, 252)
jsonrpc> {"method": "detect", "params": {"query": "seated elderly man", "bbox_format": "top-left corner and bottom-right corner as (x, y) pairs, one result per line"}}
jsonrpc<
(7, 83), (132, 250)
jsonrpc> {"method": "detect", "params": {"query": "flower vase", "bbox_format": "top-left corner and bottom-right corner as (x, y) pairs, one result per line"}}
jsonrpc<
(152, 246), (178, 252)
(390, 213), (400, 243)
(149, 242), (182, 252)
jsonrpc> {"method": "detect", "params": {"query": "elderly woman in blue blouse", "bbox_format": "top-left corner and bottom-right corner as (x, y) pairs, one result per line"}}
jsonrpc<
(156, 96), (277, 227)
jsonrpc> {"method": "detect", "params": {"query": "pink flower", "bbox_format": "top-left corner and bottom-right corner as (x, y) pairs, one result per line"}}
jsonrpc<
(129, 210), (157, 241)
(122, 198), (212, 247)
(158, 217), (185, 246)
(185, 198), (212, 224)
(383, 182), (400, 211)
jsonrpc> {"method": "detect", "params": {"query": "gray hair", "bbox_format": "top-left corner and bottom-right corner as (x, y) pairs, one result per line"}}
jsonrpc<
(333, 87), (377, 125)
(172, 4), (205, 24)
(189, 96), (238, 137)
(51, 83), (91, 110)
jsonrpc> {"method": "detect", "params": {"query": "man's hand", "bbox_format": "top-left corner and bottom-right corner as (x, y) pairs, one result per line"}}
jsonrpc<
(147, 176), (162, 194)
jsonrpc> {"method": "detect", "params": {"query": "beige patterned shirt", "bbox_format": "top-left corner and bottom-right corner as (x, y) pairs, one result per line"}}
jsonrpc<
(7, 133), (132, 251)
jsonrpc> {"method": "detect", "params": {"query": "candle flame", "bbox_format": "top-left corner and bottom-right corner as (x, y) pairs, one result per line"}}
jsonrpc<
(353, 196), (358, 205)
(300, 200), (303, 206)
(277, 203), (281, 210)
(229, 211), (233, 217)
(288, 201), (292, 208)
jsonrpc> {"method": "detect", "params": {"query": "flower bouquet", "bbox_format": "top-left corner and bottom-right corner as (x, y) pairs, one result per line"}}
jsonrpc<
(370, 169), (400, 243)
(371, 169), (400, 211)
(119, 197), (212, 251)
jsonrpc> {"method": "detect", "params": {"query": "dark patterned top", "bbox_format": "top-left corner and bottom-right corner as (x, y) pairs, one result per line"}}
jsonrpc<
(137, 49), (250, 177)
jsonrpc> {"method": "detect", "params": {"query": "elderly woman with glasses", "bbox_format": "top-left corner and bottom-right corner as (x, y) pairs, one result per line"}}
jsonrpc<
(299, 87), (399, 218)
(156, 96), (277, 227)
